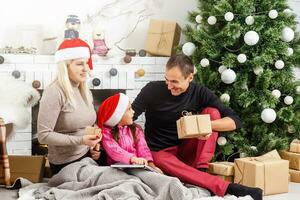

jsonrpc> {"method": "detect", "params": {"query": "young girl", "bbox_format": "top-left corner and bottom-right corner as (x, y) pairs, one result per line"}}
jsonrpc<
(97, 93), (162, 173)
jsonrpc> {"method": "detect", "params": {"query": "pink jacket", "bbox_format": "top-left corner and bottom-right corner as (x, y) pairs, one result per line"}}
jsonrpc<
(101, 125), (153, 165)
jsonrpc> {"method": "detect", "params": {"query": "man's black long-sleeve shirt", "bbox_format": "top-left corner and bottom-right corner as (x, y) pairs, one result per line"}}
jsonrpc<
(132, 81), (242, 151)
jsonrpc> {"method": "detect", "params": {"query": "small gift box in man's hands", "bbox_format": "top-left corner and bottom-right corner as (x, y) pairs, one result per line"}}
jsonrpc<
(176, 112), (212, 139)
(85, 126), (102, 140)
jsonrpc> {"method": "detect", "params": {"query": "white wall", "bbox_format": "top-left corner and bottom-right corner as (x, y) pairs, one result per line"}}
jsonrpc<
(0, 0), (197, 55)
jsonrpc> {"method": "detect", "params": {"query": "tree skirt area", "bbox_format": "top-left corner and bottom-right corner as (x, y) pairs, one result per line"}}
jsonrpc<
(17, 158), (253, 200)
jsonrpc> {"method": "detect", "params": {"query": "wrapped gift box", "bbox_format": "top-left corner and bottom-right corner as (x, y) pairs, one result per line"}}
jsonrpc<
(208, 162), (234, 176)
(176, 114), (212, 139)
(9, 155), (45, 183)
(290, 139), (300, 153)
(289, 169), (300, 183)
(85, 126), (102, 139)
(259, 149), (281, 160)
(216, 175), (233, 183)
(145, 19), (181, 56)
(234, 156), (289, 195)
(279, 150), (300, 170)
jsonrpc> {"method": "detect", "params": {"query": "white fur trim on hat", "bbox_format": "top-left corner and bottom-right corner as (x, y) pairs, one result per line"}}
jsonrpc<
(105, 93), (129, 127)
(55, 47), (90, 63)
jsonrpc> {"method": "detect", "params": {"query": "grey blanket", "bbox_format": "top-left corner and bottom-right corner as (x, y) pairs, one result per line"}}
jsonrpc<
(34, 157), (211, 200)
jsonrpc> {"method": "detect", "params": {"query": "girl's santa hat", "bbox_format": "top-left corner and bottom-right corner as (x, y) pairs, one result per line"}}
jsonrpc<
(55, 38), (93, 70)
(97, 93), (129, 128)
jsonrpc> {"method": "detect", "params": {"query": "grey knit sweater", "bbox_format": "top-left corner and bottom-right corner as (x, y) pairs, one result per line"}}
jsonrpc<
(37, 81), (96, 164)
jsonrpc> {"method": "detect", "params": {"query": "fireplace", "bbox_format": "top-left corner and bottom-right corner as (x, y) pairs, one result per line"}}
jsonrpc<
(1, 54), (167, 155)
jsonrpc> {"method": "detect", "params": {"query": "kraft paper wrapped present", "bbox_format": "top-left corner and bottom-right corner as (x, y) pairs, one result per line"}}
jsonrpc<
(234, 156), (289, 195)
(289, 169), (300, 183)
(208, 162), (234, 176)
(145, 19), (181, 56)
(290, 139), (300, 153)
(259, 149), (281, 160)
(9, 156), (45, 183)
(176, 114), (212, 139)
(216, 175), (233, 183)
(85, 126), (102, 139)
(279, 150), (300, 170)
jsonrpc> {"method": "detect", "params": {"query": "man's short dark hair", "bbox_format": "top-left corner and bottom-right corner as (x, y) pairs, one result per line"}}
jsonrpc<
(166, 54), (194, 78)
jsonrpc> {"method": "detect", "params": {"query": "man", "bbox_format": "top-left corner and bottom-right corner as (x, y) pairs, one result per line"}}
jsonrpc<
(132, 54), (262, 199)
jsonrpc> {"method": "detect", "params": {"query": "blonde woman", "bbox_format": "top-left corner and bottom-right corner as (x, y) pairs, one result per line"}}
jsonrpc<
(38, 39), (101, 175)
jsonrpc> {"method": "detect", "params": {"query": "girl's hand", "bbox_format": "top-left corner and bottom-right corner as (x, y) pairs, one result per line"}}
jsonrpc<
(83, 134), (101, 148)
(89, 146), (101, 160)
(130, 157), (148, 165)
(148, 162), (164, 174)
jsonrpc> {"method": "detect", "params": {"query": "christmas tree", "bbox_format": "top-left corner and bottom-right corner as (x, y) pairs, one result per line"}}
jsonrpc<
(183, 0), (300, 159)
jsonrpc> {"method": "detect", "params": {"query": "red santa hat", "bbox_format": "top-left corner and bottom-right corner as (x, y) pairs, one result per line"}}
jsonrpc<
(97, 93), (130, 128)
(55, 38), (93, 70)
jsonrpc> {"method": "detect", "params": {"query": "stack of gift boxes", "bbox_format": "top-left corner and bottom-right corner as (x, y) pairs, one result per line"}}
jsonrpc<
(207, 150), (290, 196)
(175, 94), (299, 197)
(279, 139), (300, 183)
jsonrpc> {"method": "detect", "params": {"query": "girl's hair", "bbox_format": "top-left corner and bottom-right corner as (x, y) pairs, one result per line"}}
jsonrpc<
(54, 59), (93, 108)
(111, 123), (138, 142)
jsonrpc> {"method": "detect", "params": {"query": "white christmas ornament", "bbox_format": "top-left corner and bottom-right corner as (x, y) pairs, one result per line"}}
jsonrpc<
(253, 66), (264, 75)
(244, 31), (259, 46)
(296, 86), (300, 94)
(272, 89), (281, 99)
(195, 15), (202, 23)
(237, 54), (247, 63)
(281, 27), (294, 42)
(182, 42), (196, 56)
(287, 48), (294, 56)
(275, 60), (285, 69)
(224, 12), (234, 21)
(208, 16), (217, 25)
(261, 108), (277, 123)
(200, 58), (210, 67)
(268, 10), (278, 19)
(283, 9), (292, 16)
(220, 93), (230, 102)
(221, 69), (236, 84)
(217, 137), (227, 146)
(284, 96), (294, 105)
(250, 146), (258, 151)
(218, 65), (227, 74)
(245, 16), (254, 25)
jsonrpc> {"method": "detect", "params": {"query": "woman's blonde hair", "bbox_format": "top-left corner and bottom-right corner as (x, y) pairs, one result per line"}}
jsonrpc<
(54, 59), (93, 109)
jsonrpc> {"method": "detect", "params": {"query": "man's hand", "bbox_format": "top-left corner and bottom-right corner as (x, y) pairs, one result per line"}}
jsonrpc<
(130, 157), (148, 165)
(198, 133), (211, 140)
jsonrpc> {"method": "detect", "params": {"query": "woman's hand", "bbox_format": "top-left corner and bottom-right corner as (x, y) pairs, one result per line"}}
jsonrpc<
(89, 145), (101, 160)
(83, 134), (101, 148)
(130, 156), (148, 165)
(148, 162), (164, 174)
